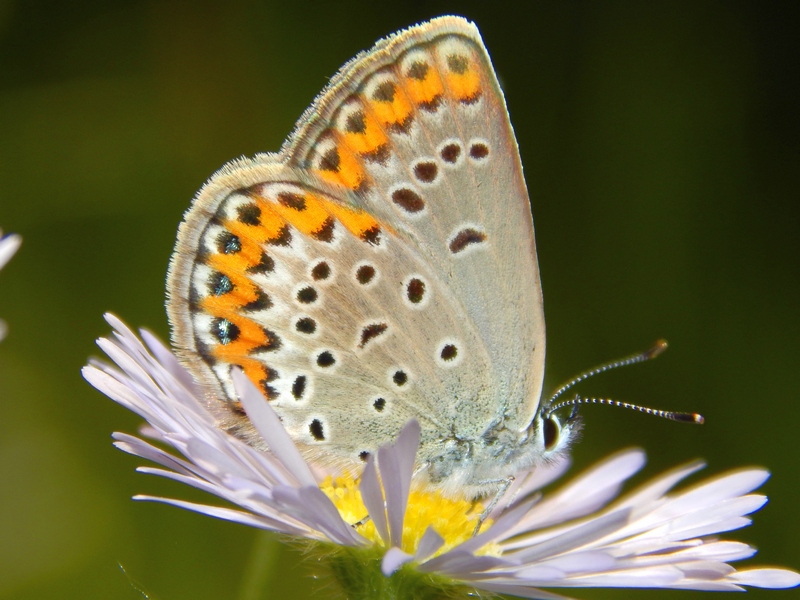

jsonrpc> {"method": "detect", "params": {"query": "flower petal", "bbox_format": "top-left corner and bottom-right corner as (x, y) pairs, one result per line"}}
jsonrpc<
(271, 485), (363, 546)
(359, 454), (389, 544)
(0, 230), (21, 271)
(508, 508), (632, 563)
(378, 420), (419, 547)
(504, 449), (645, 540)
(729, 568), (800, 589)
(134, 495), (307, 533)
(381, 547), (413, 576)
(414, 527), (445, 562)
(233, 368), (317, 487)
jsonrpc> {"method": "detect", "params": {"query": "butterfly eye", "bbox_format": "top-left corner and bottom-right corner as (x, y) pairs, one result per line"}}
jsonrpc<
(543, 416), (561, 451)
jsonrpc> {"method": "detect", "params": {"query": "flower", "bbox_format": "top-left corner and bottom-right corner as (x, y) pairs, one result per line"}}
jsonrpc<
(0, 228), (21, 342)
(83, 314), (800, 598)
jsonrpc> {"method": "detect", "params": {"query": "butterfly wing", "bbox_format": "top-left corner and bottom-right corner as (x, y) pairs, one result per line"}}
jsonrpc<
(167, 16), (545, 475)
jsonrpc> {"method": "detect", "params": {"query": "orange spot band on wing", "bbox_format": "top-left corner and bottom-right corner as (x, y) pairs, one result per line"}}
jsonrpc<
(342, 111), (388, 155)
(445, 62), (481, 102)
(403, 66), (444, 106)
(210, 231), (263, 273)
(223, 200), (286, 244)
(209, 313), (275, 359)
(202, 285), (257, 314)
(272, 193), (330, 236)
(367, 90), (413, 130)
(315, 138), (366, 191)
(320, 199), (388, 238)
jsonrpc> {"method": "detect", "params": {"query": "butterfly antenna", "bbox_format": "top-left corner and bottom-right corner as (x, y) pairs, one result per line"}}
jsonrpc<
(547, 395), (704, 424)
(546, 339), (669, 405)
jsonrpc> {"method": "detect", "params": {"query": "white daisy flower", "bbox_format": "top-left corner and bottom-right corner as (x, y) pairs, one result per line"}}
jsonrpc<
(83, 314), (800, 599)
(0, 228), (21, 342)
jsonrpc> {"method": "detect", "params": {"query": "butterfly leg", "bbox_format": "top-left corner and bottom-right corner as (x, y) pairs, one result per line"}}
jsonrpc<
(473, 475), (515, 536)
(352, 514), (371, 529)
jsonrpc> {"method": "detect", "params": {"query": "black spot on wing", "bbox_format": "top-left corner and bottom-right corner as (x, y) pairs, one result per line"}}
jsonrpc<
(449, 228), (487, 254)
(278, 192), (306, 211)
(311, 218), (335, 242)
(391, 188), (425, 213)
(292, 375), (307, 400)
(309, 419), (325, 440)
(359, 323), (388, 348)
(242, 290), (272, 312)
(247, 252), (275, 275)
(237, 203), (261, 225)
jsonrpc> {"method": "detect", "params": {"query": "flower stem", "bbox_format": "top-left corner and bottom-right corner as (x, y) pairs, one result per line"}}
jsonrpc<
(237, 530), (281, 600)
(318, 545), (474, 600)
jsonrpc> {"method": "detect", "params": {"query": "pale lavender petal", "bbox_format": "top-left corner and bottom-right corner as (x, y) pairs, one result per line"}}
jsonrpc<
(232, 368), (317, 487)
(510, 566), (565, 581)
(87, 316), (372, 545)
(548, 565), (683, 587)
(414, 527), (445, 561)
(140, 328), (202, 395)
(0, 230), (20, 341)
(359, 455), (389, 544)
(377, 444), (404, 547)
(271, 486), (363, 546)
(490, 457), (569, 519)
(613, 459), (705, 510)
(528, 551), (616, 575)
(619, 541), (755, 568)
(0, 231), (21, 270)
(116, 328), (194, 403)
(134, 495), (308, 533)
(136, 475), (309, 533)
(603, 476), (771, 545)
(83, 366), (148, 415)
(418, 551), (509, 576)
(663, 496), (766, 538)
(473, 452), (798, 594)
(184, 437), (264, 482)
(112, 434), (198, 476)
(101, 326), (161, 387)
(378, 420), (419, 547)
(509, 509), (632, 563)
(729, 568), (800, 588)
(382, 547), (413, 576)
(674, 541), (755, 562)
(675, 560), (736, 579)
(443, 498), (539, 557)
(504, 450), (645, 539)
(655, 469), (769, 519)
(667, 580), (745, 591)
(136, 466), (242, 498)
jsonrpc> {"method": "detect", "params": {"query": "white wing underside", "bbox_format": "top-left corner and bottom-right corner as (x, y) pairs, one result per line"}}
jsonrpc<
(167, 16), (546, 482)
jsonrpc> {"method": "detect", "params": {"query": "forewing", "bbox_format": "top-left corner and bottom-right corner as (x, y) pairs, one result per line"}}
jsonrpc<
(289, 17), (546, 431)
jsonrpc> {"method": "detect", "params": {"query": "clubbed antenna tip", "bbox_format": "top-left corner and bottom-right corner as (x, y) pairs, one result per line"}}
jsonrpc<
(671, 411), (705, 425)
(646, 339), (669, 359)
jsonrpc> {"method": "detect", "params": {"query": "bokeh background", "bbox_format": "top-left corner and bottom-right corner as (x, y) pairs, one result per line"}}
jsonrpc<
(0, 1), (798, 599)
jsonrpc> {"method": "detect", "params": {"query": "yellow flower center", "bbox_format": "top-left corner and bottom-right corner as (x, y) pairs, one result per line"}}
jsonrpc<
(320, 475), (501, 558)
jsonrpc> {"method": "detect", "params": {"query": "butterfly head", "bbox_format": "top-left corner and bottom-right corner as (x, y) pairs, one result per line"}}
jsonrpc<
(419, 401), (582, 501)
(533, 402), (582, 458)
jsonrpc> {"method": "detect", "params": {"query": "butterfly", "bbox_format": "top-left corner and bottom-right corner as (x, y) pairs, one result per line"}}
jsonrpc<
(166, 15), (577, 500)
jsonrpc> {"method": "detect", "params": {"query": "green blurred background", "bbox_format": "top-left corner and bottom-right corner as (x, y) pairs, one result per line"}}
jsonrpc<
(0, 1), (798, 598)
